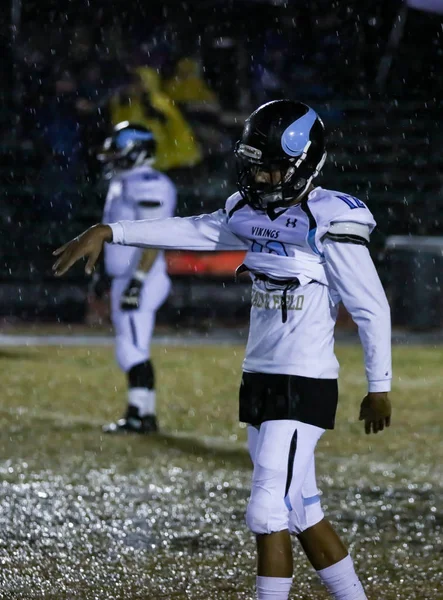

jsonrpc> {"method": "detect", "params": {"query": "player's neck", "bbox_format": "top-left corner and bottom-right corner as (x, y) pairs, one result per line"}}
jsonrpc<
(288, 183), (315, 207)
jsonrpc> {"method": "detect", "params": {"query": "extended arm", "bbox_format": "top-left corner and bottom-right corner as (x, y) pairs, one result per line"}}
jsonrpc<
(52, 210), (247, 276)
(109, 210), (247, 251)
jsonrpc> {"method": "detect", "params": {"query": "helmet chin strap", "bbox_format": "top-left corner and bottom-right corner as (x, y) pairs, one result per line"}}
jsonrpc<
(287, 150), (328, 206)
(262, 149), (327, 209)
(261, 176), (309, 208)
(291, 179), (311, 204)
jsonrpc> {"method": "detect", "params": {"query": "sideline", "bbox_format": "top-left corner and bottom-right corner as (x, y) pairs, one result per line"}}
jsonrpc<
(0, 334), (245, 347)
(1, 329), (443, 347)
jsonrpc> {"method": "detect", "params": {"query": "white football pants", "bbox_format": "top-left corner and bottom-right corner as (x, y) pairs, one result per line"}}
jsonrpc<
(110, 275), (171, 373)
(246, 420), (325, 535)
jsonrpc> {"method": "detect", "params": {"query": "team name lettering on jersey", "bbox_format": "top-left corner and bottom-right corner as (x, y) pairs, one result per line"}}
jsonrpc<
(251, 289), (304, 311)
(251, 227), (280, 239)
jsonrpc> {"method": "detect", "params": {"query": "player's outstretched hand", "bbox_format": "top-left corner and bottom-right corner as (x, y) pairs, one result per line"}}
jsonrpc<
(359, 392), (391, 434)
(52, 224), (113, 277)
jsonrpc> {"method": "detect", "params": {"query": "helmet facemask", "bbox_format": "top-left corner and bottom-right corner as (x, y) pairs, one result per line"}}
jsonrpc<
(97, 124), (156, 179)
(235, 140), (326, 211)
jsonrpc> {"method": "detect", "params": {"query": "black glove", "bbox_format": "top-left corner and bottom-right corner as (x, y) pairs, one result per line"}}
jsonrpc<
(120, 277), (143, 311)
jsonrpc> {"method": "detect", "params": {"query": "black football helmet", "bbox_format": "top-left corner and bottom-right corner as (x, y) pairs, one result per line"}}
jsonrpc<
(234, 100), (327, 210)
(97, 121), (156, 178)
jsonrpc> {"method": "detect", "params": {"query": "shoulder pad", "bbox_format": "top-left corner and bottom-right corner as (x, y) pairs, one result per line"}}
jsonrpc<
(309, 188), (376, 229)
(306, 187), (376, 255)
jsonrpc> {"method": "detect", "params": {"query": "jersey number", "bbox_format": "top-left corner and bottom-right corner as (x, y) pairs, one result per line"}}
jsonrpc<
(251, 240), (288, 256)
(336, 194), (366, 210)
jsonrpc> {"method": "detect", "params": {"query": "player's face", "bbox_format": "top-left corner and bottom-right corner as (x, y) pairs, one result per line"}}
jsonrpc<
(254, 169), (284, 186)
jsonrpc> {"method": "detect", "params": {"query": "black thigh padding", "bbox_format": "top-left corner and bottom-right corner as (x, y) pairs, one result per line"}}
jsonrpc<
(239, 372), (338, 429)
(128, 360), (155, 389)
(284, 429), (298, 498)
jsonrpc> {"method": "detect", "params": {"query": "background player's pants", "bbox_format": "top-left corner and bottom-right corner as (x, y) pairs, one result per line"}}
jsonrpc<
(110, 275), (171, 372)
(246, 420), (325, 535)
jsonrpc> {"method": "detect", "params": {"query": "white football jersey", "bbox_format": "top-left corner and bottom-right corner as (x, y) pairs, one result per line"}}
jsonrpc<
(102, 165), (176, 279)
(109, 186), (391, 392)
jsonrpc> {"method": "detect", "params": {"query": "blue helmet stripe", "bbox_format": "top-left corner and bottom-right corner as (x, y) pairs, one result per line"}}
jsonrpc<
(116, 129), (154, 149)
(281, 107), (318, 157)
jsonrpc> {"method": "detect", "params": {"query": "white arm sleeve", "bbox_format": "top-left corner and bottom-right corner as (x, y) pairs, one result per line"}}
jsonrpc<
(109, 209), (248, 251)
(323, 238), (392, 392)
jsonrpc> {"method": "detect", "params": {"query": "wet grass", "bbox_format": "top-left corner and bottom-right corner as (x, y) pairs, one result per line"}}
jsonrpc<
(0, 344), (442, 599)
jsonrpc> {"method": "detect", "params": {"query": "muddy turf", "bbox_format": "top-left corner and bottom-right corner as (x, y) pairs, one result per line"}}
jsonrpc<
(0, 344), (442, 599)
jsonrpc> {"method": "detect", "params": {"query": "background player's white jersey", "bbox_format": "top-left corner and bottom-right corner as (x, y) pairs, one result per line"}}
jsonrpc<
(102, 165), (176, 281)
(110, 186), (391, 392)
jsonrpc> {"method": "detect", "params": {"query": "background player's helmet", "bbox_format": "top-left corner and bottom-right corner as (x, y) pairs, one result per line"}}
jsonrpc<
(234, 100), (327, 210)
(97, 121), (156, 178)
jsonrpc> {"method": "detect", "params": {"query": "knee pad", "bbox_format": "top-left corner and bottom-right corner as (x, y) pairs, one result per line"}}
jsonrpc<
(128, 361), (155, 389)
(245, 488), (289, 535)
(288, 493), (324, 534)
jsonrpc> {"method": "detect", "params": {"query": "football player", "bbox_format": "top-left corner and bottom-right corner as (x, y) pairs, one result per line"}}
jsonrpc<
(97, 121), (176, 434)
(53, 100), (391, 600)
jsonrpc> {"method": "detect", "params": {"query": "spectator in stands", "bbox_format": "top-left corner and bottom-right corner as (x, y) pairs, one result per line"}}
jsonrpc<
(108, 61), (202, 172)
(162, 56), (231, 164)
(163, 57), (219, 110)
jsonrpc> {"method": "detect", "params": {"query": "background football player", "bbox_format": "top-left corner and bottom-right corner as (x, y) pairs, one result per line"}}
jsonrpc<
(53, 100), (391, 600)
(97, 121), (176, 434)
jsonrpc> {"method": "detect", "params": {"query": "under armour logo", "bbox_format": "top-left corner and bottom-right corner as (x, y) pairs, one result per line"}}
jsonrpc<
(285, 218), (297, 228)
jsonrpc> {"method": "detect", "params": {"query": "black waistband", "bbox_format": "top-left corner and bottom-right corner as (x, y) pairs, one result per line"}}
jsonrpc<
(235, 263), (300, 288)
(253, 272), (300, 288)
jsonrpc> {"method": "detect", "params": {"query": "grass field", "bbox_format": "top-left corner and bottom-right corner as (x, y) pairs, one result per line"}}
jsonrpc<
(0, 343), (442, 599)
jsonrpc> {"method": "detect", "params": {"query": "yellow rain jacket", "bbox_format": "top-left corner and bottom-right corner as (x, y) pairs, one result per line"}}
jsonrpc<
(109, 67), (201, 171)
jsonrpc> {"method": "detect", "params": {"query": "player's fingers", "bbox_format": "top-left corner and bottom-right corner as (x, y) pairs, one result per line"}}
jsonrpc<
(385, 414), (391, 427)
(52, 248), (73, 275)
(378, 420), (385, 432)
(55, 241), (90, 276)
(52, 255), (64, 272)
(364, 420), (371, 435)
(53, 240), (74, 256)
(372, 420), (379, 434)
(85, 250), (100, 275)
(54, 252), (78, 277)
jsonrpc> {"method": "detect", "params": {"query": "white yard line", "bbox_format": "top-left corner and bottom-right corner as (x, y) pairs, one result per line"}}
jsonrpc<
(2, 330), (443, 347)
(0, 334), (245, 347)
